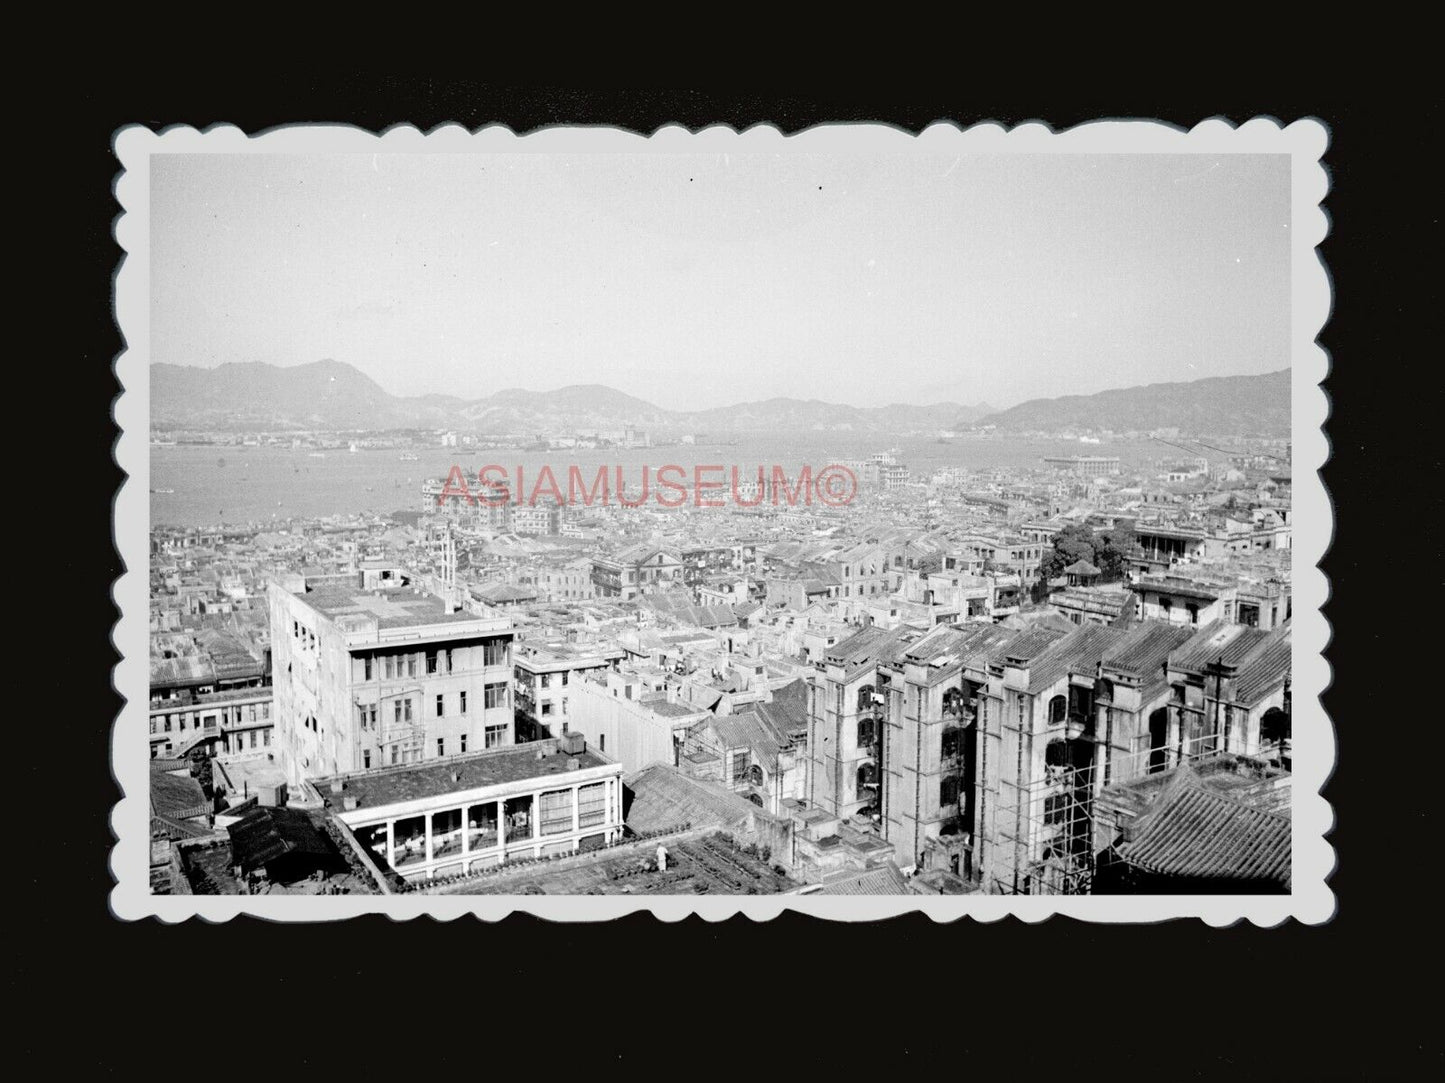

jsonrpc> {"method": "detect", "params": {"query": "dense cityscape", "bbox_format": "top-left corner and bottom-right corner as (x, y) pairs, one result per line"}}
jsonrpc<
(148, 415), (1294, 897)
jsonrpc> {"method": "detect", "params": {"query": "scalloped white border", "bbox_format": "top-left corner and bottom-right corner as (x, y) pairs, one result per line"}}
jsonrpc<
(111, 118), (1333, 924)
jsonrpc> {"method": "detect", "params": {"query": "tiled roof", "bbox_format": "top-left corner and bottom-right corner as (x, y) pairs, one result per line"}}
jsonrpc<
(814, 863), (910, 895)
(824, 624), (916, 674)
(1102, 621), (1198, 700)
(226, 807), (335, 875)
(711, 710), (785, 772)
(1233, 625), (1292, 706)
(999, 623), (1073, 667)
(1116, 765), (1290, 888)
(1103, 621), (1196, 677)
(1171, 621), (1273, 674)
(1025, 623), (1121, 694)
(623, 765), (761, 834)
(151, 768), (209, 821)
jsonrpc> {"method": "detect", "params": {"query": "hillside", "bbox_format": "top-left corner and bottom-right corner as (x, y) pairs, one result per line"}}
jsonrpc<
(968, 370), (1291, 437)
(150, 360), (991, 435)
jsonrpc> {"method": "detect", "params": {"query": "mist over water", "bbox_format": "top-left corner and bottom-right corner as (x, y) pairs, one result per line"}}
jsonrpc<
(149, 435), (1163, 529)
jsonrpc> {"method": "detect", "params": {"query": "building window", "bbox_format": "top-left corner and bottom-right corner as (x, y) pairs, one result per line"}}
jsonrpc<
(484, 683), (505, 709)
(561, 671), (569, 686)
(391, 746), (399, 765)
(484, 724), (507, 749)
(426, 650), (438, 675)
(460, 734), (468, 753)
(403, 698), (413, 722)
(364, 656), (373, 680)
(599, 734), (605, 752)
(731, 751), (749, 782)
(484, 639), (507, 667)
(459, 691), (468, 714)
(541, 702), (554, 717)
(436, 694), (445, 718)
(437, 738), (445, 757)
(578, 782), (606, 828)
(363, 750), (371, 769)
(406, 655), (417, 678)
(539, 789), (574, 835)
(541, 673), (552, 689)
(394, 700), (402, 724)
(940, 776), (962, 807)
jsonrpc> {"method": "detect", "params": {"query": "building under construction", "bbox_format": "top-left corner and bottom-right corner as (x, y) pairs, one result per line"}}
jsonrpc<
(807, 616), (1293, 894)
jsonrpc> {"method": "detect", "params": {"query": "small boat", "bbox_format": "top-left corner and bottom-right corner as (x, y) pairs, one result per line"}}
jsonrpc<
(150, 488), (175, 494)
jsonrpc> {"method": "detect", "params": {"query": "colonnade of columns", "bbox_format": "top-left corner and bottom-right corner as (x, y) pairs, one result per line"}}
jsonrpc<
(368, 775), (624, 878)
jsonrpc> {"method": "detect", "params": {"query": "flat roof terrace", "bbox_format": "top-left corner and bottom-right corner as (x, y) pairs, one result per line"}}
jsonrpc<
(316, 741), (614, 813)
(300, 582), (485, 630)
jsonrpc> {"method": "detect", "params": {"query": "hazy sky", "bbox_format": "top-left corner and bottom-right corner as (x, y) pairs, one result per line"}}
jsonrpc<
(151, 151), (1290, 411)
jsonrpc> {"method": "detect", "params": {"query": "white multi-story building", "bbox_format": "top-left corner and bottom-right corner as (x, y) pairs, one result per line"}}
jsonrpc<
(269, 570), (515, 787)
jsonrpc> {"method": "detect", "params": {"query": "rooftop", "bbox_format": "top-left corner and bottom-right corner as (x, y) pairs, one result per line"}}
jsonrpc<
(298, 580), (487, 630)
(317, 740), (614, 812)
(1113, 764), (1290, 889)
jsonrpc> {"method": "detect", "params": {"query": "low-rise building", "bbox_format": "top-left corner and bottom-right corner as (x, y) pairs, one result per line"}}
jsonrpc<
(317, 734), (625, 882)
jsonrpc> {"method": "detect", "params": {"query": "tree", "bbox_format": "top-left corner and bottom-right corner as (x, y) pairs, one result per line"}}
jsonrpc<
(1040, 524), (1098, 581)
(1095, 521), (1138, 581)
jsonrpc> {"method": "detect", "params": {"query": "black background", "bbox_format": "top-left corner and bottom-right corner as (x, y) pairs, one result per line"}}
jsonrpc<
(35, 79), (1436, 1077)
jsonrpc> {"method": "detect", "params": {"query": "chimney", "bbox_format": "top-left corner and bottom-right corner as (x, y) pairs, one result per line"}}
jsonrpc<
(330, 779), (345, 794)
(451, 770), (461, 783)
(342, 795), (359, 811)
(566, 757), (580, 771)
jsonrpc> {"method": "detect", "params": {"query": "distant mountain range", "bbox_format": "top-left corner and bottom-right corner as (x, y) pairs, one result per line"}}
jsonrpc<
(151, 359), (1290, 438)
(967, 369), (1291, 437)
(150, 360), (994, 434)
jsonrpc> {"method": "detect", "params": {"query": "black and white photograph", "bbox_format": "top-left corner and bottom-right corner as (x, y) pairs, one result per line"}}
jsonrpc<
(111, 120), (1331, 921)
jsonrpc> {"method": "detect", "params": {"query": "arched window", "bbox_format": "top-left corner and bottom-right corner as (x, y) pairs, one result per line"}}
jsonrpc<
(1261, 706), (1290, 748)
(746, 764), (764, 788)
(1095, 679), (1114, 704)
(943, 687), (965, 717)
(1048, 695), (1067, 726)
(857, 684), (875, 712)
(941, 725), (963, 759)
